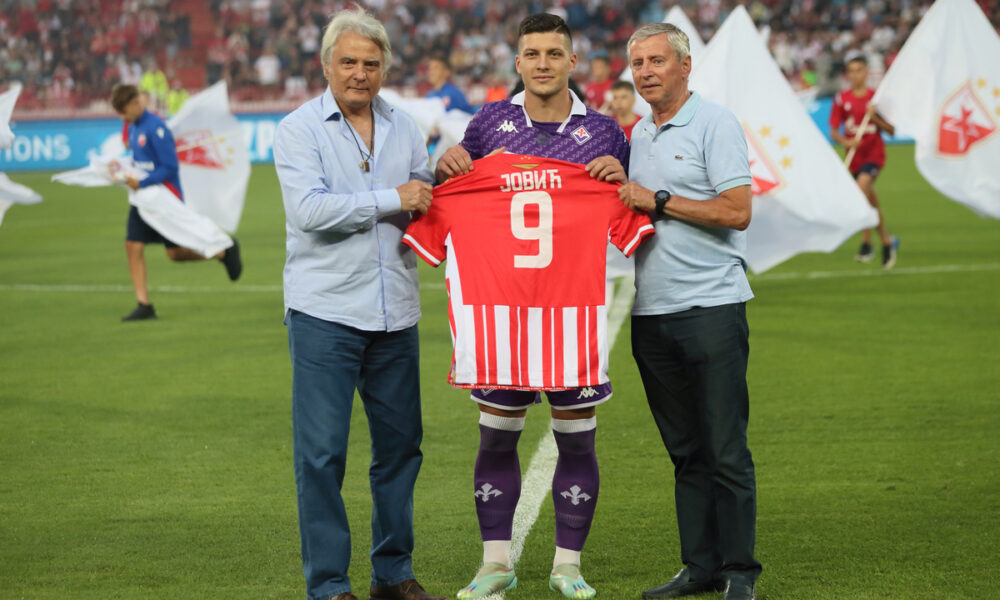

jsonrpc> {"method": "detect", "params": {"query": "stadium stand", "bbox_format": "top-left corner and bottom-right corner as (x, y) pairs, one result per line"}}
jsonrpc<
(2, 0), (997, 114)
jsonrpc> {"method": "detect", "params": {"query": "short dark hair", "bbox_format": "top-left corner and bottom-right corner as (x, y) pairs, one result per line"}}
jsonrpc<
(846, 54), (868, 67)
(428, 54), (451, 69)
(517, 13), (572, 50)
(111, 84), (139, 113)
(610, 80), (634, 94)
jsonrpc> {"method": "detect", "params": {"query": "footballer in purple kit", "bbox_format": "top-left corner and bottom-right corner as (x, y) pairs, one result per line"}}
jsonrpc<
(434, 13), (629, 600)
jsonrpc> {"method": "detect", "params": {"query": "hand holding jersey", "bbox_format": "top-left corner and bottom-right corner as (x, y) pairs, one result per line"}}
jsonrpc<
(434, 145), (507, 182)
(396, 179), (433, 214)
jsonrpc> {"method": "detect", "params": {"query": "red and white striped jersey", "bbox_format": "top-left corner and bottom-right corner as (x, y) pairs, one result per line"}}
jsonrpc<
(403, 154), (654, 390)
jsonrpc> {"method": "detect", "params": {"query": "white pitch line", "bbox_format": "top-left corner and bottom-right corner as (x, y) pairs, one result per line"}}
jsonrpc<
(750, 262), (1000, 281)
(3, 263), (997, 296)
(504, 275), (636, 583)
(0, 282), (447, 293)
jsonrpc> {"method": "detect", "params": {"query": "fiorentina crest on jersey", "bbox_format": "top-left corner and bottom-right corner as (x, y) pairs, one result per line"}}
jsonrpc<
(742, 122), (786, 197)
(175, 129), (231, 170)
(937, 79), (997, 156)
(571, 125), (592, 145)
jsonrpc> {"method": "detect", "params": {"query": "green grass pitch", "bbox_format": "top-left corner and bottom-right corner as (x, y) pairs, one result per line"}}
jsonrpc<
(1, 144), (998, 599)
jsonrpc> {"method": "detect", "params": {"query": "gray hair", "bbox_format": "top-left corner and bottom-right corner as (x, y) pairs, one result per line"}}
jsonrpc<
(627, 23), (690, 62)
(320, 7), (392, 75)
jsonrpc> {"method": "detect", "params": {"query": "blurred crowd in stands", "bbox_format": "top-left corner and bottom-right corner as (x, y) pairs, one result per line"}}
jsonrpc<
(2, 0), (999, 113)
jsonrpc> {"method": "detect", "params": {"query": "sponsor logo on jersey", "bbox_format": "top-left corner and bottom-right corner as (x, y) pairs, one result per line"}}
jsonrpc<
(474, 483), (503, 502)
(559, 485), (592, 505)
(937, 79), (996, 156)
(571, 126), (592, 145)
(496, 120), (519, 133)
(576, 386), (598, 399)
(137, 133), (146, 148)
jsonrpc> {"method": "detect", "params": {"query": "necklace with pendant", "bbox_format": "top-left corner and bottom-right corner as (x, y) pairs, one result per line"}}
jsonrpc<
(346, 113), (374, 172)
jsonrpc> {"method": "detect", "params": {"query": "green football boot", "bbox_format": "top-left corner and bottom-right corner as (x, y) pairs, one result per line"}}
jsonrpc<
(549, 563), (596, 599)
(456, 562), (517, 599)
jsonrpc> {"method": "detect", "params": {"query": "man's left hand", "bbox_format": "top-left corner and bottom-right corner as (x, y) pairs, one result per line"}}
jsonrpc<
(585, 155), (626, 183)
(618, 181), (656, 212)
(125, 176), (140, 190)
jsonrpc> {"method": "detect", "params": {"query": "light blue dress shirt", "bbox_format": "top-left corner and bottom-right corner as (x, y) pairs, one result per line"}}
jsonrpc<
(275, 88), (434, 331)
(628, 91), (755, 316)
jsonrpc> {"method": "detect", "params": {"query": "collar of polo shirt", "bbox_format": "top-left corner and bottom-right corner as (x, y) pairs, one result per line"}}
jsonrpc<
(510, 89), (588, 134)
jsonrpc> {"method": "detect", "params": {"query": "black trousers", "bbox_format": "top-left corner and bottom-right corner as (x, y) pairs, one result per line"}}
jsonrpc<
(631, 303), (761, 584)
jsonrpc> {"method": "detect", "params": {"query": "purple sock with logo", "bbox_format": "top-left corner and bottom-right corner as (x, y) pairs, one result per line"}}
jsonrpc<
(551, 417), (599, 552)
(474, 412), (524, 541)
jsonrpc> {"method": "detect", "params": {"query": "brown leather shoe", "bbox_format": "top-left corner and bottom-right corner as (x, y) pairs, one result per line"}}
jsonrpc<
(327, 594), (358, 600)
(369, 579), (446, 600)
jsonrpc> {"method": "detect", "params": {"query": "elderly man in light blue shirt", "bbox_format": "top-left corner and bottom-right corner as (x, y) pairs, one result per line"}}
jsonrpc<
(617, 23), (761, 600)
(273, 8), (442, 600)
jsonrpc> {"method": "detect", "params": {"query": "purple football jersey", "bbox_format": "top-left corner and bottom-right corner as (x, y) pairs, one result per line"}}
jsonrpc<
(460, 91), (629, 169)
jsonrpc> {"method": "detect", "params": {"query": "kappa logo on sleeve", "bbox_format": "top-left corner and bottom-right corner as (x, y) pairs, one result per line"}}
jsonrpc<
(571, 126), (592, 145)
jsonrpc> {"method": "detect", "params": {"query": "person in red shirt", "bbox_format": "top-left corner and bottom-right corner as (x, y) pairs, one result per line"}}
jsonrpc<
(830, 55), (899, 268)
(609, 80), (640, 141)
(583, 55), (612, 112)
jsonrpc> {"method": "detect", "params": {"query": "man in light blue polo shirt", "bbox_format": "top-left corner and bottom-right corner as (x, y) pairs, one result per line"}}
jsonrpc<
(273, 7), (442, 600)
(617, 22), (761, 600)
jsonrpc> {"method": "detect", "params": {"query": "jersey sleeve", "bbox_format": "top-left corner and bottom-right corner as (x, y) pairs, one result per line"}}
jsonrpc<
(611, 121), (630, 172)
(459, 106), (486, 159)
(829, 93), (844, 131)
(139, 122), (180, 188)
(608, 199), (655, 258)
(402, 199), (450, 266)
(705, 111), (752, 195)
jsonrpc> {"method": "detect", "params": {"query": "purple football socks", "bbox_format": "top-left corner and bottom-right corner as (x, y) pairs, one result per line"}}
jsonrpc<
(474, 412), (524, 541)
(551, 417), (599, 551)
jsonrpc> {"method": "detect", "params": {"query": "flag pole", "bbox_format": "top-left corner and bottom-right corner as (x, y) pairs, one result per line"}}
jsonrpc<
(843, 111), (872, 167)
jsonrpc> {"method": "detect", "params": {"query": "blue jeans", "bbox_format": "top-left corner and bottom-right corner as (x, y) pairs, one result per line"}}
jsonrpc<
(288, 310), (423, 599)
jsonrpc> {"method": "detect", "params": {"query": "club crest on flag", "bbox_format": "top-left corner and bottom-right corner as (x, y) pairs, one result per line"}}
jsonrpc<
(175, 129), (234, 170)
(937, 79), (997, 156)
(571, 126), (592, 145)
(742, 123), (790, 197)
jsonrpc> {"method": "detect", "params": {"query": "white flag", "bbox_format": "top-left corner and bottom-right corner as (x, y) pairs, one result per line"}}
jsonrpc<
(0, 172), (42, 226)
(873, 0), (1000, 218)
(690, 6), (878, 273)
(166, 81), (249, 232)
(0, 84), (43, 226)
(429, 109), (473, 167)
(1, 82), (22, 150)
(622, 6), (707, 117)
(378, 88), (447, 142)
(52, 156), (232, 258)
